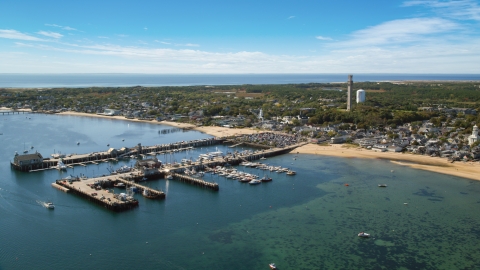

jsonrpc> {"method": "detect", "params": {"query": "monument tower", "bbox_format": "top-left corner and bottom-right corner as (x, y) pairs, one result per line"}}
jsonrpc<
(347, 74), (353, 111)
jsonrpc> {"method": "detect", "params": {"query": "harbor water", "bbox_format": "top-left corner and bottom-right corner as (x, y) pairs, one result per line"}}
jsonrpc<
(1, 113), (480, 269)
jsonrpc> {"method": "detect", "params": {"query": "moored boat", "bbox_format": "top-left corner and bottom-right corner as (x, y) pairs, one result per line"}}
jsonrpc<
(249, 179), (261, 185)
(358, 232), (370, 238)
(286, 170), (296, 175)
(269, 263), (277, 269)
(142, 189), (160, 199)
(261, 175), (272, 182)
(56, 159), (67, 171)
(114, 182), (126, 188)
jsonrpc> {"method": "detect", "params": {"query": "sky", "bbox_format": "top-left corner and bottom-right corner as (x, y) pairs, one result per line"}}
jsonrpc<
(0, 0), (479, 74)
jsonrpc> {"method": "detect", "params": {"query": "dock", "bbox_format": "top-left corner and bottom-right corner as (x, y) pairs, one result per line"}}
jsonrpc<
(46, 137), (305, 212)
(171, 173), (219, 191)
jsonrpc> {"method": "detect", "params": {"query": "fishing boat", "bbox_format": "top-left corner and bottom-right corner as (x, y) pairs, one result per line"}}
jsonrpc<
(358, 232), (370, 238)
(115, 165), (132, 173)
(142, 189), (160, 199)
(43, 201), (55, 209)
(260, 175), (272, 182)
(378, 184), (387, 187)
(269, 263), (277, 270)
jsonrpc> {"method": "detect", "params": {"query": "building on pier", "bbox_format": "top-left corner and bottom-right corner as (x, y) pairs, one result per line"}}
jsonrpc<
(11, 152), (44, 172)
(135, 157), (162, 175)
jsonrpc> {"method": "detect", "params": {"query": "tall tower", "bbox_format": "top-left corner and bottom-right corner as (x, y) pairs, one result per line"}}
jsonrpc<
(347, 74), (353, 111)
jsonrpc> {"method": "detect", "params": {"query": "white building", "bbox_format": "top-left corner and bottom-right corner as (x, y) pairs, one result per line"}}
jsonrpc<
(468, 124), (479, 145)
(356, 89), (366, 103)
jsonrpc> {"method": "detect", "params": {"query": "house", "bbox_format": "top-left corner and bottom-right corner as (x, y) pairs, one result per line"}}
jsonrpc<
(11, 152), (44, 172)
(135, 158), (162, 176)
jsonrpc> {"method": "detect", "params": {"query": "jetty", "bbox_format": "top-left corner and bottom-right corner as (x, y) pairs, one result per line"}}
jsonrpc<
(171, 173), (219, 191)
(11, 137), (223, 172)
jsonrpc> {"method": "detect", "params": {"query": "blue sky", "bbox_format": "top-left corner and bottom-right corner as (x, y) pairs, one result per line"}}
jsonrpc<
(0, 0), (479, 73)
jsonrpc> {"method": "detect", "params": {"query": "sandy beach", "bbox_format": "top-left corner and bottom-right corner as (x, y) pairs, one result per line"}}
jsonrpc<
(56, 111), (480, 181)
(57, 111), (259, 137)
(295, 143), (480, 181)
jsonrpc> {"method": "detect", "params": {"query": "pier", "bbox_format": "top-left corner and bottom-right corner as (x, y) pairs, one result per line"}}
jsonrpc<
(171, 173), (219, 191)
(43, 136), (305, 212)
(11, 137), (224, 172)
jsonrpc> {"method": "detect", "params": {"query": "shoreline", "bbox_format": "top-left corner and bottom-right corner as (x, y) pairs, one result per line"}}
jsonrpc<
(295, 144), (480, 181)
(48, 111), (480, 181)
(57, 111), (259, 137)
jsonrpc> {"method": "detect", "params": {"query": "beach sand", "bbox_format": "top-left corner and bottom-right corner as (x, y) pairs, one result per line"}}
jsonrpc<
(295, 143), (480, 181)
(57, 111), (259, 137)
(56, 111), (480, 181)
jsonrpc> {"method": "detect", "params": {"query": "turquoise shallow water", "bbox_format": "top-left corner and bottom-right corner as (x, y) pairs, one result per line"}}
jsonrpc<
(1, 113), (480, 269)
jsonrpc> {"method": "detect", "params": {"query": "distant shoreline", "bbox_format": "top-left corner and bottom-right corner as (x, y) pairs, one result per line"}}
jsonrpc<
(1, 73), (480, 88)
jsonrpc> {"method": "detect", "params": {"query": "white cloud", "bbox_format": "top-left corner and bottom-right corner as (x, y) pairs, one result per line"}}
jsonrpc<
(45, 24), (77, 31)
(37, 31), (63, 39)
(337, 18), (459, 47)
(288, 16), (295, 19)
(0, 29), (43, 41)
(155, 40), (171, 45)
(316, 36), (332, 41)
(403, 0), (480, 20)
(98, 36), (109, 39)
(144, 27), (148, 30)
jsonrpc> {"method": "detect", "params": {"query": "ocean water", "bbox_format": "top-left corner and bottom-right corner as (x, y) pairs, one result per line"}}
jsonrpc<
(1, 113), (480, 269)
(0, 73), (479, 88)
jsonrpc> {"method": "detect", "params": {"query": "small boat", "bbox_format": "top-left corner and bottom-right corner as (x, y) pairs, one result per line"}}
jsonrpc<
(142, 189), (160, 199)
(249, 179), (261, 185)
(43, 201), (55, 209)
(57, 159), (67, 171)
(286, 170), (296, 176)
(165, 174), (173, 180)
(261, 175), (272, 182)
(260, 157), (267, 160)
(114, 182), (126, 188)
(269, 263), (277, 270)
(358, 232), (370, 238)
(378, 184), (387, 187)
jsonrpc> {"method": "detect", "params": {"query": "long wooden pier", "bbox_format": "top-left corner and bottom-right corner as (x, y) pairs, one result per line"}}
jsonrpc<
(13, 138), (224, 172)
(171, 173), (219, 191)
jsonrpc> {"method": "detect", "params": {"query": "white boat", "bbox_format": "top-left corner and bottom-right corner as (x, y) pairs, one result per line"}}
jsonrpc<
(286, 170), (296, 175)
(114, 182), (126, 188)
(260, 175), (272, 182)
(57, 159), (67, 170)
(43, 201), (55, 209)
(115, 165), (132, 173)
(165, 174), (173, 180)
(358, 232), (370, 238)
(249, 179), (261, 185)
(269, 263), (277, 270)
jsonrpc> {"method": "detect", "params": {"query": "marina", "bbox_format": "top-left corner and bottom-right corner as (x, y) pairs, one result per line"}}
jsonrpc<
(2, 112), (480, 269)
(6, 134), (306, 211)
